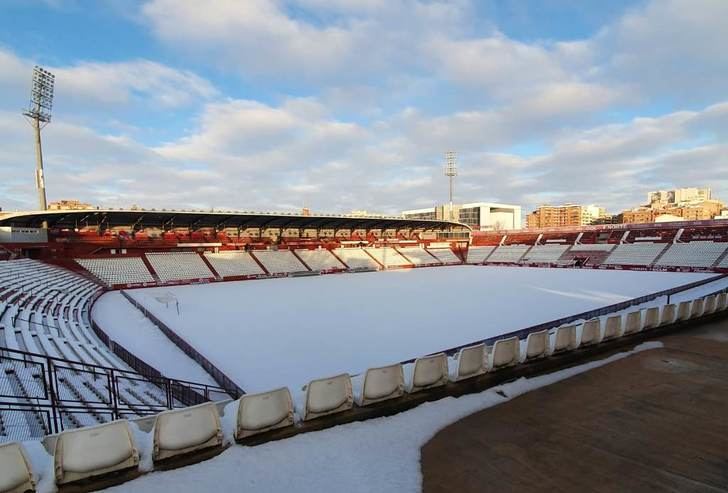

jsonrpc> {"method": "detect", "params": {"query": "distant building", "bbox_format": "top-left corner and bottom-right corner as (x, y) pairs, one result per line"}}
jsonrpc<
(622, 187), (724, 224)
(402, 202), (522, 231)
(47, 199), (95, 211)
(526, 204), (608, 228)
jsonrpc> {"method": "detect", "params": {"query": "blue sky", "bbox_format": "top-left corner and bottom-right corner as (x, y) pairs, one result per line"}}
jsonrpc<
(0, 0), (726, 215)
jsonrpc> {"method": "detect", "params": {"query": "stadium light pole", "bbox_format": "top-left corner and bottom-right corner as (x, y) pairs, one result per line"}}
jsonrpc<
(23, 66), (55, 212)
(444, 151), (457, 221)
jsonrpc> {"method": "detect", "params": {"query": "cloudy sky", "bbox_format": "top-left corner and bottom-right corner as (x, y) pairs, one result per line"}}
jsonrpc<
(0, 0), (726, 215)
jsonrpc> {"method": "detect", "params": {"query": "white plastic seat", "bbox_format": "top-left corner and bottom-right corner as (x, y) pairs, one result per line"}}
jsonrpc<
(644, 307), (660, 329)
(676, 301), (692, 321)
(54, 420), (139, 486)
(452, 344), (486, 381)
(690, 298), (705, 319)
(603, 315), (622, 340)
(580, 319), (601, 346)
(524, 330), (549, 361)
(552, 325), (577, 353)
(153, 402), (223, 462)
(490, 337), (520, 370)
(236, 387), (294, 439)
(303, 373), (353, 421)
(624, 311), (643, 335)
(0, 442), (35, 493)
(717, 293), (728, 311)
(703, 295), (717, 315)
(660, 304), (676, 325)
(359, 364), (405, 406)
(409, 353), (449, 392)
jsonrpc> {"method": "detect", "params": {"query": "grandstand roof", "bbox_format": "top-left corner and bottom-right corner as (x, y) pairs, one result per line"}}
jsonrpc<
(0, 209), (470, 231)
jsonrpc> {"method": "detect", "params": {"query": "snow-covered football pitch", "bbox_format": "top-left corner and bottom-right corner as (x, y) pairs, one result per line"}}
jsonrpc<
(93, 265), (711, 392)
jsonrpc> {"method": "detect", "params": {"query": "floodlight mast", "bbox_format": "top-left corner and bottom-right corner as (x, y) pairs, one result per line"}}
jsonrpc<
(23, 66), (55, 212)
(444, 151), (457, 221)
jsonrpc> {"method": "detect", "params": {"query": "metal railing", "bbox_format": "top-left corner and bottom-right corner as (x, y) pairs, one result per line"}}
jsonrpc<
(0, 345), (231, 442)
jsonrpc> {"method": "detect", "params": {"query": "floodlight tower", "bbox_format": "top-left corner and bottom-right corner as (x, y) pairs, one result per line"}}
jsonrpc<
(444, 151), (457, 221)
(23, 66), (55, 211)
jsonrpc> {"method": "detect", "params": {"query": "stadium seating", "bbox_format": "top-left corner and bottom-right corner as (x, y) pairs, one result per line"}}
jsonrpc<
(603, 243), (667, 266)
(569, 244), (615, 252)
(0, 441), (34, 493)
(603, 315), (622, 340)
(294, 249), (345, 271)
(76, 257), (155, 286)
(524, 330), (549, 361)
(54, 420), (139, 486)
(690, 298), (704, 319)
(452, 344), (486, 381)
(580, 319), (601, 346)
(303, 374), (353, 421)
(426, 248), (462, 264)
(235, 388), (294, 440)
(251, 250), (308, 275)
(396, 247), (442, 266)
(408, 354), (448, 393)
(660, 304), (676, 325)
(465, 246), (495, 264)
(203, 252), (265, 277)
(486, 245), (531, 264)
(643, 307), (659, 329)
(358, 364), (405, 406)
(655, 241), (727, 268)
(718, 293), (728, 311)
(145, 252), (213, 282)
(153, 402), (223, 463)
(703, 295), (717, 314)
(553, 325), (578, 353)
(624, 311), (643, 335)
(364, 247), (412, 268)
(521, 245), (569, 264)
(332, 248), (380, 270)
(677, 301), (692, 321)
(490, 337), (520, 369)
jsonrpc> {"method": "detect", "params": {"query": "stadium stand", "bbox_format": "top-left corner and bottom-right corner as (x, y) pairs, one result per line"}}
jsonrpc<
(395, 247), (441, 266)
(603, 243), (668, 266)
(145, 252), (214, 282)
(569, 244), (615, 252)
(364, 247), (412, 268)
(76, 257), (155, 286)
(714, 250), (728, 269)
(332, 248), (380, 270)
(486, 245), (531, 264)
(520, 244), (569, 264)
(655, 241), (728, 268)
(203, 252), (266, 278)
(294, 249), (345, 271)
(252, 250), (308, 275)
(426, 248), (462, 264)
(465, 246), (495, 264)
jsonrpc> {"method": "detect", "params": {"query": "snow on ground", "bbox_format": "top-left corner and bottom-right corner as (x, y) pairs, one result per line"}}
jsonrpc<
(92, 291), (218, 386)
(121, 266), (708, 392)
(95, 341), (663, 493)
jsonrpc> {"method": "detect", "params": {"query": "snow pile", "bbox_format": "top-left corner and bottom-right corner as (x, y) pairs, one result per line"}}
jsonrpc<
(100, 341), (663, 493)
